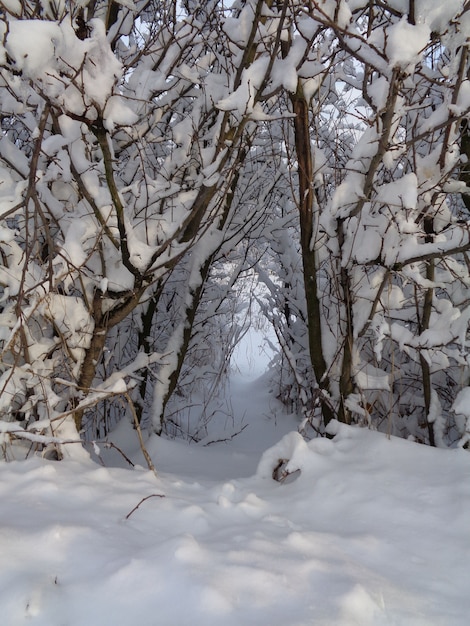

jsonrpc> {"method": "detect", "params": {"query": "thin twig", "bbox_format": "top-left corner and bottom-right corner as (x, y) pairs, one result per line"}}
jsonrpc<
(125, 392), (158, 477)
(101, 442), (135, 468)
(202, 423), (249, 446)
(125, 493), (166, 520)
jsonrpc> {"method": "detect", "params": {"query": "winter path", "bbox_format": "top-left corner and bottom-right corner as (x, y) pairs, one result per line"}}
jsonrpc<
(1, 376), (469, 625)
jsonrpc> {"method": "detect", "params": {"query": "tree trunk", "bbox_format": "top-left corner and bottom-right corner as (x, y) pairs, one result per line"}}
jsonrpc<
(155, 260), (211, 434)
(74, 290), (106, 431)
(74, 286), (147, 432)
(336, 218), (354, 425)
(290, 85), (335, 426)
(419, 217), (436, 446)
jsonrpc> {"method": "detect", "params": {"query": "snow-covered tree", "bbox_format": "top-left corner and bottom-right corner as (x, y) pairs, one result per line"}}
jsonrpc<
(0, 0), (290, 453)
(259, 0), (470, 446)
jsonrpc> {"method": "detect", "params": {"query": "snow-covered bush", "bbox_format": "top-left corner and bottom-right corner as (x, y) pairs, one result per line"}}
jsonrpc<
(256, 0), (470, 446)
(0, 0), (288, 454)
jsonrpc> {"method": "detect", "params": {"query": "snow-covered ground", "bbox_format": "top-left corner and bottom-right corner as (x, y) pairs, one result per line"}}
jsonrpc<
(1, 375), (469, 625)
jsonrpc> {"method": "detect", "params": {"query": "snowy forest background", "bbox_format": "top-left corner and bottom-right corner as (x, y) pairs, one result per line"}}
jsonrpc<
(2, 0), (470, 455)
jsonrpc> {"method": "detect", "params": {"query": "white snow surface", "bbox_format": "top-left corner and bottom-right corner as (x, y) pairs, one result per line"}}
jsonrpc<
(1, 375), (469, 625)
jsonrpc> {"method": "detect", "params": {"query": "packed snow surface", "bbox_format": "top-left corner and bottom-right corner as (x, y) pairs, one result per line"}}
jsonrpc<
(1, 376), (469, 625)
